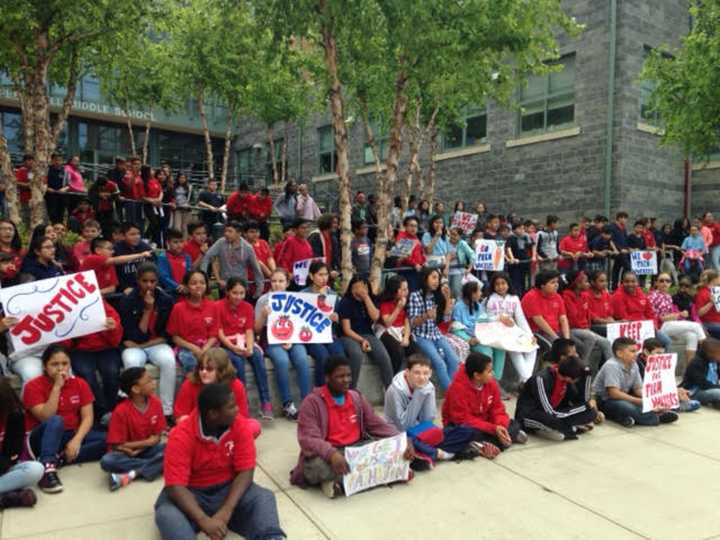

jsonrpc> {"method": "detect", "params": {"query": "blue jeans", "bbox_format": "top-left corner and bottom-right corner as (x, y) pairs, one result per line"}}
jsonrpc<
(305, 340), (346, 387)
(101, 444), (165, 481)
(29, 415), (107, 464)
(413, 336), (460, 390)
(70, 348), (122, 416)
(599, 399), (659, 426)
(177, 348), (200, 374)
(266, 344), (311, 405)
(690, 387), (720, 405)
(154, 482), (285, 540)
(0, 461), (44, 494)
(704, 322), (720, 340)
(225, 347), (271, 404)
(654, 330), (672, 352)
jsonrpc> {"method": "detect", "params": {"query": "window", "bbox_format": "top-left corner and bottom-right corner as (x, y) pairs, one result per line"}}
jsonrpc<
(318, 125), (337, 174)
(442, 107), (487, 150)
(640, 46), (672, 126)
(98, 125), (122, 153)
(519, 54), (575, 135)
(80, 75), (101, 102)
(0, 111), (23, 154)
(363, 117), (389, 164)
(236, 147), (253, 181)
(78, 122), (89, 150)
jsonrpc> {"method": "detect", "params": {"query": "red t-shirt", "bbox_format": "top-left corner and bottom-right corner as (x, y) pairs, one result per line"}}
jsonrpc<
(23, 375), (94, 431)
(166, 251), (189, 285)
(15, 167), (31, 204)
(166, 298), (219, 346)
(106, 395), (166, 447)
(72, 241), (91, 267)
(146, 178), (162, 199)
(173, 378), (249, 420)
(182, 239), (205, 264)
(163, 409), (256, 488)
(249, 195), (272, 222)
(278, 236), (314, 273)
(643, 230), (657, 249)
(124, 173), (145, 200)
(215, 298), (254, 337)
(321, 386), (361, 447)
(558, 235), (588, 270)
(587, 289), (613, 322)
(80, 254), (119, 290)
(379, 300), (406, 329)
(226, 192), (253, 219)
(247, 239), (272, 284)
(696, 286), (720, 324)
(611, 287), (656, 324)
(395, 231), (426, 267)
(521, 288), (567, 334)
(561, 289), (591, 329)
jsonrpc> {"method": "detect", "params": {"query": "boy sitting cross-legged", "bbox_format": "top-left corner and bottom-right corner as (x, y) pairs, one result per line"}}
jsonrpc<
(100, 367), (166, 491)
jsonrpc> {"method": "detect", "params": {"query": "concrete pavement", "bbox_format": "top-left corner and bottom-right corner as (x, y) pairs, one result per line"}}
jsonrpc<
(3, 401), (720, 540)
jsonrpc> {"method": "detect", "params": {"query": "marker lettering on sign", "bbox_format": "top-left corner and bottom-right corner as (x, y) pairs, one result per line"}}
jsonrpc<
(270, 293), (332, 334)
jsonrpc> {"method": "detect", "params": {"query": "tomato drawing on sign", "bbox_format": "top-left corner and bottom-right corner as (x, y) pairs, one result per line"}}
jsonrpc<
(271, 316), (294, 341)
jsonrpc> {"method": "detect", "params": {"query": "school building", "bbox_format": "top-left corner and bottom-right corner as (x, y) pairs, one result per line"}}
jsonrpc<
(230, 0), (716, 222)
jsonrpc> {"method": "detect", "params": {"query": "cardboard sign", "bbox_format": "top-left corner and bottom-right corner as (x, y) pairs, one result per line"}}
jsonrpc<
(642, 353), (679, 413)
(0, 271), (106, 354)
(474, 240), (505, 271)
(605, 320), (655, 347)
(474, 322), (538, 353)
(450, 212), (478, 235)
(712, 286), (720, 312)
(292, 257), (324, 286)
(266, 292), (335, 344)
(343, 434), (410, 497)
(389, 238), (416, 259)
(630, 250), (658, 276)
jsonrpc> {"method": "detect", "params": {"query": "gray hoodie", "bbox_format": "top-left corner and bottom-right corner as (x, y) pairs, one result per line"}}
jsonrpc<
(383, 370), (437, 432)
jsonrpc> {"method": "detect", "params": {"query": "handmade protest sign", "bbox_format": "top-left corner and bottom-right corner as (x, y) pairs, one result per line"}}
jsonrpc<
(641, 353), (679, 413)
(389, 238), (416, 259)
(267, 292), (335, 345)
(0, 272), (106, 354)
(712, 286), (720, 312)
(343, 433), (410, 497)
(630, 250), (657, 275)
(605, 320), (655, 346)
(292, 257), (324, 286)
(450, 212), (478, 235)
(474, 240), (505, 271)
(474, 322), (538, 353)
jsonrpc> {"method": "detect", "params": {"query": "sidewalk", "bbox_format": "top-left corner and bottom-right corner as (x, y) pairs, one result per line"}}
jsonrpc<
(3, 403), (720, 540)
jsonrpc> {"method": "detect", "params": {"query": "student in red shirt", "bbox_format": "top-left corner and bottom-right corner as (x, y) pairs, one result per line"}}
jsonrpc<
(587, 270), (615, 328)
(183, 222), (209, 266)
(167, 270), (219, 373)
(277, 218), (314, 284)
(612, 271), (671, 350)
(122, 156), (145, 225)
(395, 216), (427, 291)
(81, 237), (153, 296)
(24, 345), (106, 494)
(142, 166), (164, 246)
(560, 270), (613, 367)
(14, 154), (34, 210)
(157, 228), (192, 298)
(377, 275), (416, 373)
(226, 182), (253, 222)
(0, 220), (23, 285)
(72, 219), (101, 266)
(70, 300), (124, 421)
(173, 349), (259, 441)
(558, 223), (592, 272)
(272, 222), (295, 263)
(290, 356), (412, 497)
(100, 367), (166, 491)
(250, 188), (273, 241)
(696, 269), (720, 339)
(154, 384), (284, 540)
(521, 270), (570, 344)
(244, 221), (275, 297)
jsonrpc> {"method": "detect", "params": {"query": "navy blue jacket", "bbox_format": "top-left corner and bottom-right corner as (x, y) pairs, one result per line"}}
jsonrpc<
(117, 287), (173, 344)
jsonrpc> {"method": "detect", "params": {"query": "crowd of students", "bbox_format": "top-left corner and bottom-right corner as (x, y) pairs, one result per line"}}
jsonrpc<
(0, 158), (719, 536)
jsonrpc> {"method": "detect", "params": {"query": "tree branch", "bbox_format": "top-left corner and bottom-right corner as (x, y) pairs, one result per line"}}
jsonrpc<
(50, 46), (80, 147)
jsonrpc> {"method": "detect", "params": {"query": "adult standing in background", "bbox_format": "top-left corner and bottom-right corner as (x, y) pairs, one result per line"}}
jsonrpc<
(296, 183), (321, 221)
(273, 180), (297, 228)
(45, 153), (68, 224)
(196, 178), (226, 241)
(122, 156), (145, 226)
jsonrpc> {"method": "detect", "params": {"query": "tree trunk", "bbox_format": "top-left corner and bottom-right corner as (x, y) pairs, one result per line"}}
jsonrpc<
(368, 69), (408, 293)
(321, 21), (353, 292)
(124, 110), (137, 157)
(266, 126), (278, 185)
(423, 124), (439, 206)
(281, 122), (289, 182)
(49, 46), (79, 153)
(360, 100), (382, 178)
(220, 108), (234, 192)
(0, 135), (20, 225)
(142, 121), (151, 164)
(197, 90), (214, 180)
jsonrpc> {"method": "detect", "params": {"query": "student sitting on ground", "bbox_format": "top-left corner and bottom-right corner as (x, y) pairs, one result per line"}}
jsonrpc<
(157, 228), (192, 298)
(155, 384), (285, 540)
(592, 337), (679, 427)
(290, 356), (414, 498)
(515, 355), (597, 441)
(638, 338), (700, 413)
(0, 378), (44, 509)
(24, 345), (107, 494)
(681, 337), (720, 408)
(442, 352), (528, 461)
(100, 367), (166, 492)
(384, 354), (456, 469)
(80, 237), (153, 296)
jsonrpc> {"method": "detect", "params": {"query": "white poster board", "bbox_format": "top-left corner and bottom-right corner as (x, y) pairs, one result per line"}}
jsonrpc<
(343, 434), (410, 497)
(389, 238), (416, 259)
(450, 212), (478, 235)
(605, 320), (655, 347)
(0, 272), (106, 354)
(474, 322), (538, 353)
(630, 251), (658, 276)
(642, 353), (679, 413)
(711, 286), (720, 312)
(292, 257), (325, 286)
(474, 240), (505, 271)
(266, 292), (335, 344)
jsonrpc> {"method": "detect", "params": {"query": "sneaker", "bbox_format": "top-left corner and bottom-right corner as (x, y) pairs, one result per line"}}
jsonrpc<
(435, 449), (455, 461)
(514, 430), (528, 444)
(575, 424), (594, 435)
(619, 416), (635, 428)
(0, 488), (37, 508)
(658, 411), (679, 424)
(593, 410), (606, 424)
(680, 399), (701, 413)
(470, 441), (501, 460)
(282, 401), (298, 421)
(38, 466), (63, 494)
(109, 473), (133, 492)
(260, 402), (274, 421)
(320, 480), (342, 499)
(535, 429), (566, 442)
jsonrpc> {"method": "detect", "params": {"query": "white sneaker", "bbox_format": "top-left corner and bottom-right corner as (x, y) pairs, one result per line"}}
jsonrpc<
(535, 429), (565, 442)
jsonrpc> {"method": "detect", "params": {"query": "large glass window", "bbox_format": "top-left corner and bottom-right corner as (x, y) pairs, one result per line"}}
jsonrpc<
(519, 54), (575, 135)
(318, 125), (337, 174)
(442, 107), (487, 151)
(80, 75), (101, 103)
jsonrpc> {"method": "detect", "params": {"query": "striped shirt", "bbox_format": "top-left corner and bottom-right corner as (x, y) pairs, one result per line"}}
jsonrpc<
(408, 291), (443, 340)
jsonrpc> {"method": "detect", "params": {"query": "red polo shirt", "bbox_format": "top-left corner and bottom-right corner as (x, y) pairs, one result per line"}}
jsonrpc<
(395, 231), (426, 267)
(696, 286), (720, 324)
(74, 301), (123, 351)
(521, 288), (566, 334)
(249, 195), (272, 222)
(163, 409), (256, 488)
(611, 287), (656, 324)
(226, 192), (253, 220)
(558, 234), (588, 270)
(587, 289), (613, 322)
(166, 251), (189, 285)
(80, 254), (119, 290)
(173, 378), (249, 420)
(15, 167), (32, 204)
(183, 239), (205, 264)
(278, 236), (314, 273)
(215, 298), (254, 337)
(23, 375), (94, 431)
(321, 386), (360, 447)
(247, 239), (272, 285)
(106, 395), (166, 446)
(561, 289), (591, 329)
(123, 173), (145, 200)
(166, 298), (219, 346)
(146, 178), (162, 199)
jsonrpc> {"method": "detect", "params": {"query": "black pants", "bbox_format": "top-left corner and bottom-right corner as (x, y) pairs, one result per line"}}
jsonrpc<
(509, 263), (529, 296)
(611, 254), (630, 290)
(380, 332), (419, 374)
(518, 406), (597, 437)
(447, 419), (523, 451)
(45, 192), (66, 224)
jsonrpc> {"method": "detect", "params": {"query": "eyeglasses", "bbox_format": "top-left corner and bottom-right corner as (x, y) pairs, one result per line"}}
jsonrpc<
(198, 365), (215, 372)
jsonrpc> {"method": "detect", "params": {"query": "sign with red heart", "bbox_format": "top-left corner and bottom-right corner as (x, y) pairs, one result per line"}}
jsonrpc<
(630, 250), (657, 275)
